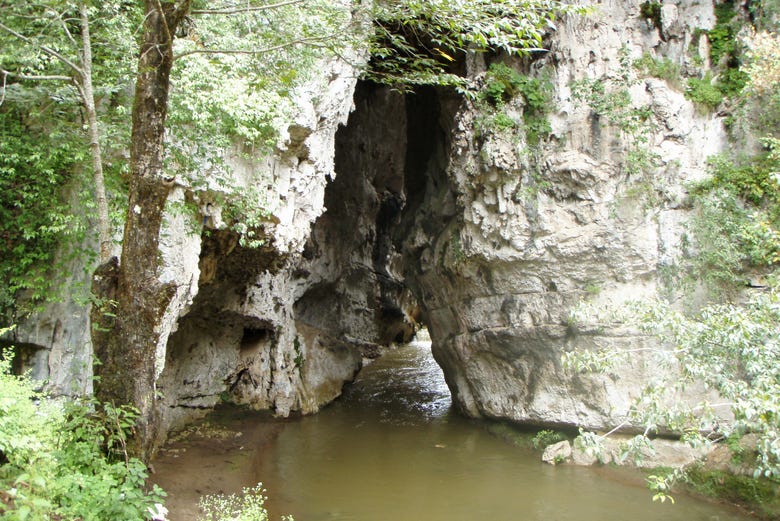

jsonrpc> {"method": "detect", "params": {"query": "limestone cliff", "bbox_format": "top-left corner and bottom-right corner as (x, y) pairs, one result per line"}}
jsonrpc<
(14, 0), (740, 440)
(399, 0), (728, 429)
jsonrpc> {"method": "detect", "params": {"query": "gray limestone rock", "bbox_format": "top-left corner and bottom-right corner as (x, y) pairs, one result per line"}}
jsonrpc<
(570, 435), (715, 469)
(542, 440), (573, 465)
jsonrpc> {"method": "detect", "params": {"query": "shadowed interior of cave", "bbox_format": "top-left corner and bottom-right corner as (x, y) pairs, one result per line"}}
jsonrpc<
(298, 81), (449, 347)
(295, 79), (461, 397)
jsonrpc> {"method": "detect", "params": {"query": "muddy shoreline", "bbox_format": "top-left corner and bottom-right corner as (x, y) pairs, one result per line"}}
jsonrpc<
(151, 408), (286, 521)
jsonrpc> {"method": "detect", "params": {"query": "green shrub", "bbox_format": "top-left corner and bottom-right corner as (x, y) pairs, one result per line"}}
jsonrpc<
(709, 0), (738, 66)
(0, 109), (91, 317)
(685, 464), (780, 518)
(697, 154), (780, 209)
(0, 349), (165, 520)
(198, 483), (292, 521)
(687, 153), (780, 292)
(687, 190), (750, 290)
(687, 0), (748, 103)
(531, 429), (567, 450)
(639, 1), (663, 33)
(634, 53), (682, 88)
(480, 63), (527, 106)
(718, 67), (749, 98)
(685, 75), (723, 109)
(491, 112), (517, 130)
(478, 63), (552, 144)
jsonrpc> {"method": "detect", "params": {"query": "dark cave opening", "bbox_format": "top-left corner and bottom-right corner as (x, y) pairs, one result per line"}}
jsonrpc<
(297, 80), (456, 352)
(239, 327), (274, 357)
(298, 78), (463, 394)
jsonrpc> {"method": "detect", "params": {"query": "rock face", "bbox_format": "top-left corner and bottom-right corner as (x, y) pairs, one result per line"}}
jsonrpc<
(376, 0), (726, 430)
(155, 80), (420, 435)
(542, 440), (573, 465)
(14, 0), (737, 441)
(568, 435), (715, 468)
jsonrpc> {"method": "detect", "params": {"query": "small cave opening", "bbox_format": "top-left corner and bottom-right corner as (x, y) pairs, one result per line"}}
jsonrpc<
(239, 326), (274, 357)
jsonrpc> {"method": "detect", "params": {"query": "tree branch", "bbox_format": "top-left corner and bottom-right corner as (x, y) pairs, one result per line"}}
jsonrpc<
(174, 34), (333, 60)
(191, 0), (306, 15)
(0, 71), (6, 107)
(151, 0), (174, 50)
(590, 420), (631, 441)
(173, 0), (193, 21)
(45, 6), (80, 49)
(0, 68), (72, 82)
(0, 21), (84, 78)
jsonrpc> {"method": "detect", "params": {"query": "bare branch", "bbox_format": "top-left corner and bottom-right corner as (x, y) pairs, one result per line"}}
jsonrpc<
(45, 6), (80, 49)
(73, 77), (87, 100)
(0, 71), (6, 107)
(174, 34), (333, 60)
(1, 68), (72, 82)
(191, 0), (306, 15)
(599, 421), (631, 439)
(0, 21), (84, 78)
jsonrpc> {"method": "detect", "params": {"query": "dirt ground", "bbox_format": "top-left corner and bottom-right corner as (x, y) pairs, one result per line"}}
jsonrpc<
(150, 408), (284, 521)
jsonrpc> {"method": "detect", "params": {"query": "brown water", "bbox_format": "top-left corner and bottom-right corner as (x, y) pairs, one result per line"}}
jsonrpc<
(154, 339), (753, 521)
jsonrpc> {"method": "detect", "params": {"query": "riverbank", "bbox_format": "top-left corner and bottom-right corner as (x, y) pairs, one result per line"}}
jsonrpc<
(152, 408), (286, 521)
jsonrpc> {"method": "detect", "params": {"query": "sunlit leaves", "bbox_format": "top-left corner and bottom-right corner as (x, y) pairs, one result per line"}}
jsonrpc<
(743, 31), (780, 96)
(198, 483), (278, 521)
(166, 0), (352, 236)
(0, 350), (166, 519)
(0, 0), (140, 316)
(0, 108), (92, 315)
(168, 0), (350, 153)
(567, 286), (780, 479)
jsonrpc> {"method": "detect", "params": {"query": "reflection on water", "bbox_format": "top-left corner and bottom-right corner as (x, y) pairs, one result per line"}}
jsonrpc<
(250, 340), (749, 521)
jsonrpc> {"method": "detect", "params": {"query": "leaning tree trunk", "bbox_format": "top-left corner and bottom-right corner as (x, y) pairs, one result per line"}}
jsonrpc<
(92, 0), (190, 462)
(78, 1), (111, 263)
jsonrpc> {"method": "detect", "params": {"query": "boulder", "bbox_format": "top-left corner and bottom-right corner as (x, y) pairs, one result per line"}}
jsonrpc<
(542, 441), (573, 465)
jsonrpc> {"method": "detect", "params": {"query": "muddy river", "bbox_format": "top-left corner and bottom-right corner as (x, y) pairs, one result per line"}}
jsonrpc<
(153, 339), (752, 521)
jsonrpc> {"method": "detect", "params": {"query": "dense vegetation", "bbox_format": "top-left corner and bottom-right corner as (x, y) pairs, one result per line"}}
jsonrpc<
(0, 108), (90, 317)
(0, 344), (165, 520)
(367, 0), (574, 90)
(0, 0), (139, 317)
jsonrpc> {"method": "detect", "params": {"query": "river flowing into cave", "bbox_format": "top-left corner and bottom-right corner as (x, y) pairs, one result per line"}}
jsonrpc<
(153, 338), (752, 521)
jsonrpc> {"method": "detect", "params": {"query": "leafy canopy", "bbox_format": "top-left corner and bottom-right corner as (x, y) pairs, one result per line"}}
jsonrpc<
(367, 0), (579, 90)
(0, 0), (140, 318)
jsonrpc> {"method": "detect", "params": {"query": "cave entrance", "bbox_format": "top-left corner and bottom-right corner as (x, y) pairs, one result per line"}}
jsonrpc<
(156, 80), (459, 437)
(294, 79), (460, 402)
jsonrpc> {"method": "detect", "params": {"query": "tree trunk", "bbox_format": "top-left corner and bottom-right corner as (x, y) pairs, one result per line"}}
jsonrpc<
(78, 1), (111, 262)
(92, 0), (190, 461)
